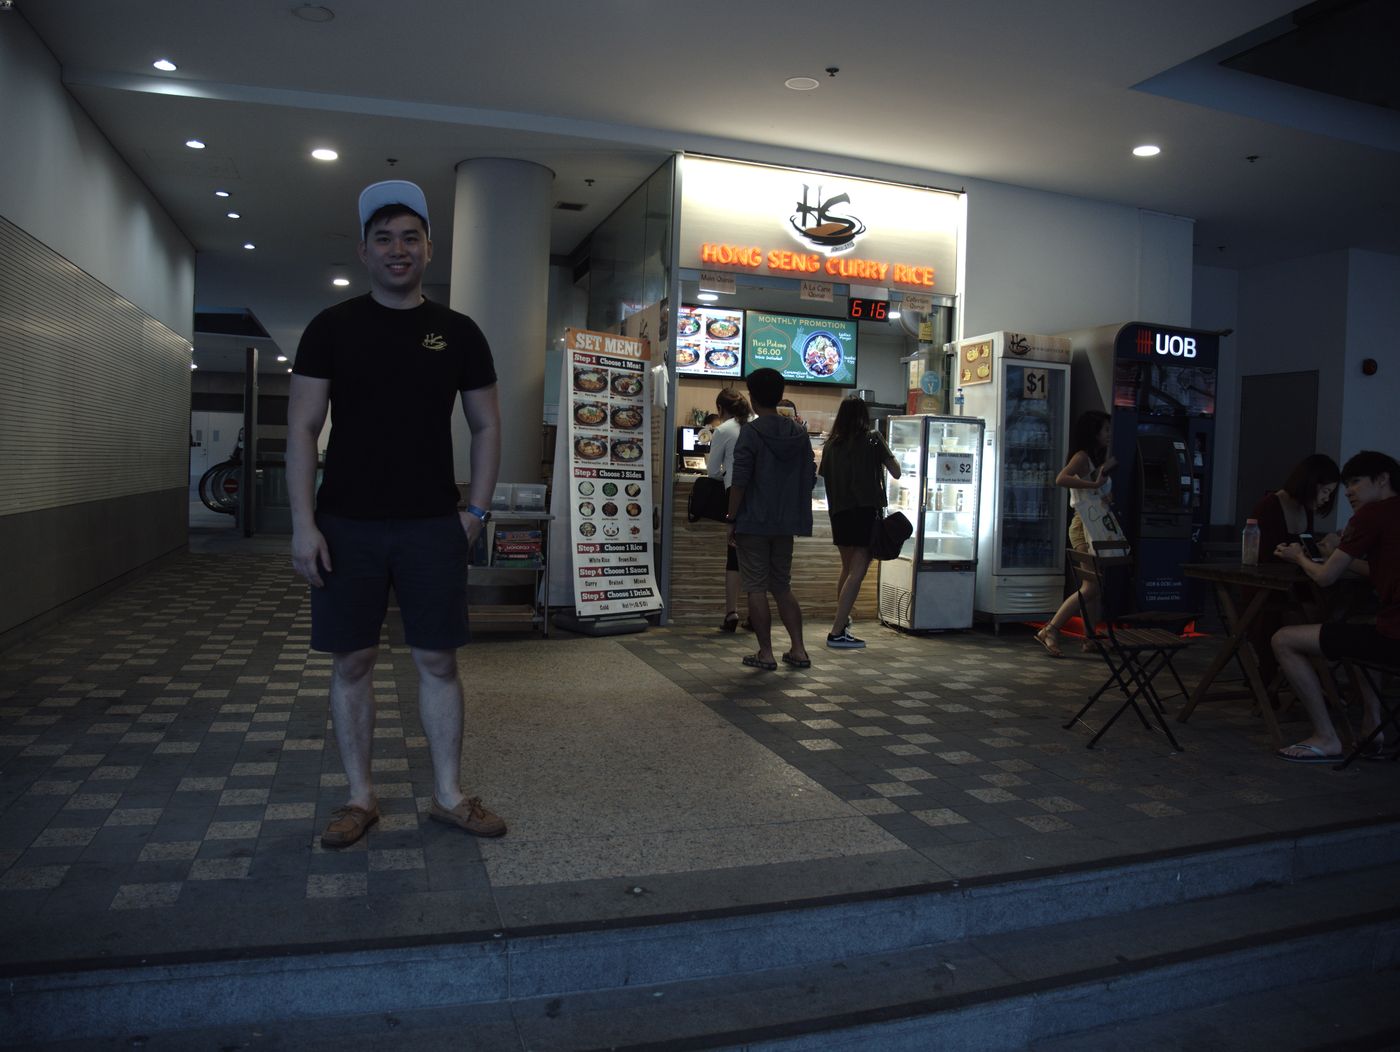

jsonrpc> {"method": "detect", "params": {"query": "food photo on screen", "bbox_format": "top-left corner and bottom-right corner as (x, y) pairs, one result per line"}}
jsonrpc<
(676, 305), (743, 378)
(742, 310), (857, 387)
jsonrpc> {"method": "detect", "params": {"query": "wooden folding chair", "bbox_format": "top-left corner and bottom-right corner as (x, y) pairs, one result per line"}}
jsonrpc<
(1063, 548), (1189, 751)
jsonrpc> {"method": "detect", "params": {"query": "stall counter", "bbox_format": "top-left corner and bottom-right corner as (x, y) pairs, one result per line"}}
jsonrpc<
(669, 475), (878, 626)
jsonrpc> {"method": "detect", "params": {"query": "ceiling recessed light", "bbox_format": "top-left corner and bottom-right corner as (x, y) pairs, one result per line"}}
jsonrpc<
(277, 355), (288, 363)
(226, 212), (241, 219)
(287, 367), (293, 373)
(332, 277), (350, 287)
(696, 292), (720, 303)
(152, 58), (177, 72)
(190, 362), (198, 370)
(784, 76), (820, 91)
(214, 190), (230, 198)
(1132, 144), (1161, 157)
(311, 148), (339, 162)
(242, 242), (255, 250)
(185, 139), (206, 150)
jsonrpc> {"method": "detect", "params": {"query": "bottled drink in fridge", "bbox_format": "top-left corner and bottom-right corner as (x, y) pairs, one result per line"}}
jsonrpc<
(1241, 518), (1261, 565)
(954, 388), (965, 415)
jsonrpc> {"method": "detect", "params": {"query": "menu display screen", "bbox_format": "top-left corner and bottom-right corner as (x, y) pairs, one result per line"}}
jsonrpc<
(676, 305), (743, 377)
(743, 310), (858, 387)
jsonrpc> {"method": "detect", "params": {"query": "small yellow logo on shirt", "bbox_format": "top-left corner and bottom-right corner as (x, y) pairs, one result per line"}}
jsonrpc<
(422, 333), (447, 351)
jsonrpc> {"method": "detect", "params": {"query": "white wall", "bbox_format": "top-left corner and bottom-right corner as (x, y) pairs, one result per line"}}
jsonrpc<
(962, 182), (1193, 338)
(1341, 250), (1400, 465)
(0, 14), (194, 336)
(1192, 264), (1240, 521)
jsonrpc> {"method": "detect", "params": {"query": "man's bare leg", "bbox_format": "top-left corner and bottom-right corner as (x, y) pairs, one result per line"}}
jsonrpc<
(774, 588), (808, 663)
(330, 646), (379, 808)
(412, 647), (465, 809)
(747, 591), (775, 663)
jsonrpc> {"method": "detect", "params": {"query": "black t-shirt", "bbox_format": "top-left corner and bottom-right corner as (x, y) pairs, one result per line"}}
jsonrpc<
(293, 295), (496, 518)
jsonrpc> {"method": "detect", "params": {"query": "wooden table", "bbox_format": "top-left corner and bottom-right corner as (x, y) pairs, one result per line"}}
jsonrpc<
(1178, 562), (1331, 747)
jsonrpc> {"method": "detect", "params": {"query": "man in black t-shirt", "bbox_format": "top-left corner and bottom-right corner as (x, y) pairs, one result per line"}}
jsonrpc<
(288, 179), (506, 847)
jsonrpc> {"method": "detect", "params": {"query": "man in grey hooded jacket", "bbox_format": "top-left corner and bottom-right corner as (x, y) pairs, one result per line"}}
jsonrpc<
(726, 368), (816, 671)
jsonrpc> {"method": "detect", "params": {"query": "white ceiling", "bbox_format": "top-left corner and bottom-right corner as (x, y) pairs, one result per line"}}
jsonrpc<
(16, 0), (1400, 373)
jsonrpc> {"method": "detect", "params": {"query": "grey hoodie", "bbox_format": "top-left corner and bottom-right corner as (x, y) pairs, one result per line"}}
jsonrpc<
(730, 413), (816, 536)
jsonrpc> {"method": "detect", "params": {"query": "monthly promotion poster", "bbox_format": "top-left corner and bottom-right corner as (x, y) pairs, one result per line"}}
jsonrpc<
(564, 327), (663, 618)
(744, 311), (858, 386)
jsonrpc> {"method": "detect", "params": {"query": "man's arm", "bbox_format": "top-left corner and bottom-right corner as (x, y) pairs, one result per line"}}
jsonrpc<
(1275, 541), (1354, 587)
(460, 384), (502, 543)
(287, 374), (331, 587)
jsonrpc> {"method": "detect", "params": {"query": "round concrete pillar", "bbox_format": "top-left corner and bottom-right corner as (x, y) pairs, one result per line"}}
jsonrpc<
(449, 158), (554, 488)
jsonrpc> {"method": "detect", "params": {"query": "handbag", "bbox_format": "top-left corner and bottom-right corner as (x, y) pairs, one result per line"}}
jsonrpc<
(1077, 492), (1130, 554)
(687, 475), (729, 523)
(869, 510), (913, 560)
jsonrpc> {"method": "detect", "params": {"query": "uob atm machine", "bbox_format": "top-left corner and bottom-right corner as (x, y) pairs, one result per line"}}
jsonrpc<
(1063, 322), (1219, 611)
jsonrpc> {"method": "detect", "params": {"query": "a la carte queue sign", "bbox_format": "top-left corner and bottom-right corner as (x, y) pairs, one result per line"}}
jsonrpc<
(563, 327), (663, 620)
(678, 155), (961, 292)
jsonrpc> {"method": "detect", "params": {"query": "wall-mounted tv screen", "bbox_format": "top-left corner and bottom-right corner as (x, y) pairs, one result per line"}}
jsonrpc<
(743, 310), (858, 387)
(676, 305), (743, 377)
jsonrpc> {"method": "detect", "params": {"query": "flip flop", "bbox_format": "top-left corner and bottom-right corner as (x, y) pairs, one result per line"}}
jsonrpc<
(742, 654), (777, 671)
(1034, 629), (1063, 659)
(781, 653), (811, 669)
(1276, 742), (1341, 764)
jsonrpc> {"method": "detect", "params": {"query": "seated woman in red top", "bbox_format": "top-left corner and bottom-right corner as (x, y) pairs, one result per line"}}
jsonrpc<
(1246, 454), (1340, 686)
(1249, 454), (1341, 562)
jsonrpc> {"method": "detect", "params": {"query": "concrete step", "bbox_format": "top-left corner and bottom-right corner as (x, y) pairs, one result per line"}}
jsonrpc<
(1029, 968), (1400, 1052)
(8, 819), (1400, 1048)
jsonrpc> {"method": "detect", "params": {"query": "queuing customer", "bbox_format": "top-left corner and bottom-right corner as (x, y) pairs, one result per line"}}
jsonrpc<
(1034, 410), (1117, 658)
(818, 397), (900, 649)
(1245, 454), (1341, 687)
(1272, 450), (1400, 763)
(707, 387), (751, 632)
(727, 368), (817, 671)
(288, 179), (507, 848)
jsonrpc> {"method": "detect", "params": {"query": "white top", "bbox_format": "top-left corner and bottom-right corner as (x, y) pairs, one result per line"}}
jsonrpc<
(706, 417), (741, 485)
(1068, 469), (1112, 508)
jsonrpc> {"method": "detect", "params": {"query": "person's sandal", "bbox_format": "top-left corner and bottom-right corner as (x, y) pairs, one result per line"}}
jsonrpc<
(320, 802), (380, 849)
(1034, 628), (1063, 658)
(429, 796), (507, 837)
(720, 612), (739, 633)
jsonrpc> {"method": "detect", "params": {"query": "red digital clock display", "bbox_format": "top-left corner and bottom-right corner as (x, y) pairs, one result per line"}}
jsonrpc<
(847, 298), (890, 321)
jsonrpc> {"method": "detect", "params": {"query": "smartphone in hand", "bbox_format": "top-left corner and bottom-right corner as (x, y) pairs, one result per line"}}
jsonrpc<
(1297, 532), (1324, 562)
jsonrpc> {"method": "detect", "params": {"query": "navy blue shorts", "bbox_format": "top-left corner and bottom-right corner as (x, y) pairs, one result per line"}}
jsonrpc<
(309, 513), (469, 653)
(1318, 621), (1398, 665)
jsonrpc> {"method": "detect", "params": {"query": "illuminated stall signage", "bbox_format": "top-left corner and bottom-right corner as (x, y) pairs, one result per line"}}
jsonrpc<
(679, 156), (961, 293)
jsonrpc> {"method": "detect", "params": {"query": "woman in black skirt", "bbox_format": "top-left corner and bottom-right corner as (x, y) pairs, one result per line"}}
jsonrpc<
(818, 397), (900, 649)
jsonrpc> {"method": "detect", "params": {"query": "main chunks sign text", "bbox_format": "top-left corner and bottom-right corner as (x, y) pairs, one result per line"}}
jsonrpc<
(698, 243), (936, 287)
(679, 156), (960, 293)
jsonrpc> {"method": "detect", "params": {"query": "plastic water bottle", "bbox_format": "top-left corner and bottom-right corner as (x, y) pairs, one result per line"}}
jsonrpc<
(954, 387), (965, 416)
(1241, 518), (1261, 566)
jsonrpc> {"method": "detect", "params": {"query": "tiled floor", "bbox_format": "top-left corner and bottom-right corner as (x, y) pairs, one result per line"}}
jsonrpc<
(1, 545), (1396, 973)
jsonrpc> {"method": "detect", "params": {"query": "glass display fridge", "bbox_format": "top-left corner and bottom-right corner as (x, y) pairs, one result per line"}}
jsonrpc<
(953, 333), (1072, 631)
(878, 414), (985, 630)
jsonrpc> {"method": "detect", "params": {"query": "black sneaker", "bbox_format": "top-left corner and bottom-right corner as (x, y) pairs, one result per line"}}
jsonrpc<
(826, 630), (866, 649)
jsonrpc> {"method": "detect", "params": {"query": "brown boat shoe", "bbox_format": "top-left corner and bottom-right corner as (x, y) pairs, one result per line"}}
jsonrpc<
(319, 802), (380, 849)
(429, 795), (507, 837)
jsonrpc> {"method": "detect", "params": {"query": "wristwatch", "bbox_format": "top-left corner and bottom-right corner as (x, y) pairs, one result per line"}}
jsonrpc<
(465, 504), (492, 525)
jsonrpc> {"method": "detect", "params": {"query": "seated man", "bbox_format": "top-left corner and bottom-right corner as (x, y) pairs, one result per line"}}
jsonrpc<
(1271, 450), (1400, 763)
